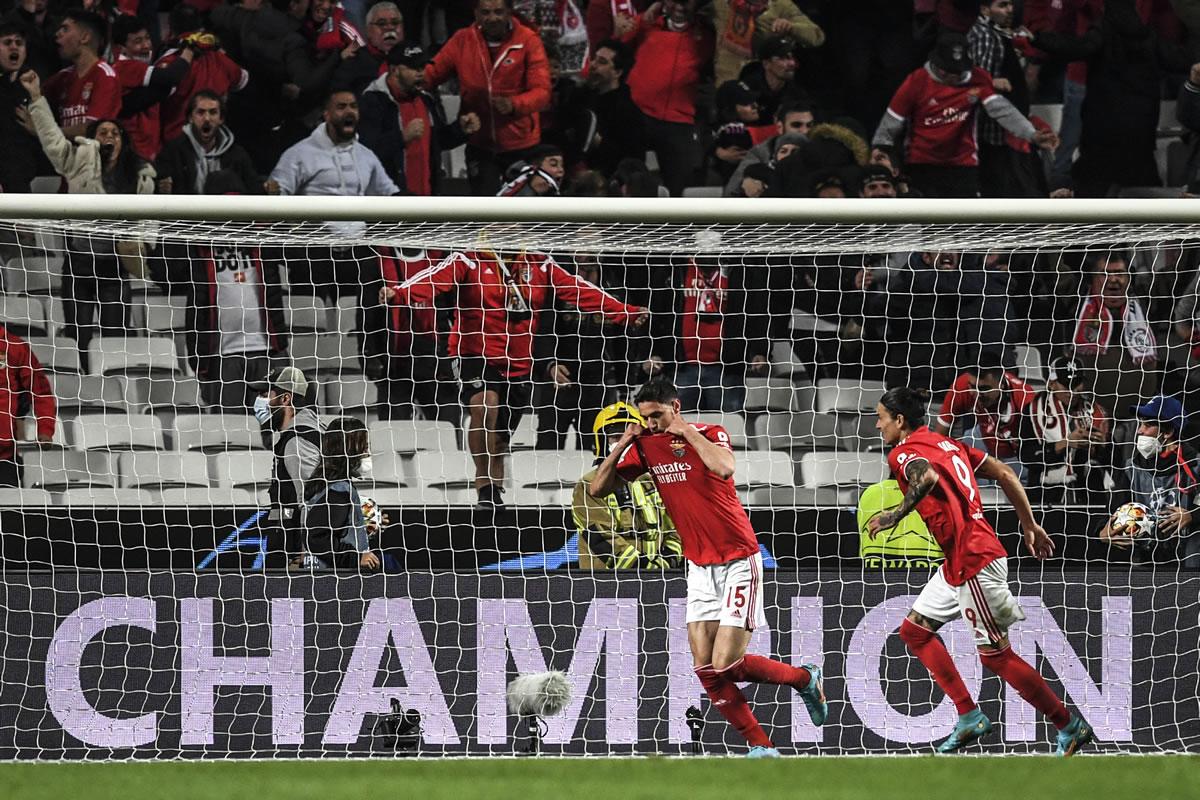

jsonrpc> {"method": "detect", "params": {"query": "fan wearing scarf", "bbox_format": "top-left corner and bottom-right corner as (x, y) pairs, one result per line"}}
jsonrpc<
(1072, 251), (1160, 421)
(1100, 395), (1200, 567)
(1017, 356), (1113, 504)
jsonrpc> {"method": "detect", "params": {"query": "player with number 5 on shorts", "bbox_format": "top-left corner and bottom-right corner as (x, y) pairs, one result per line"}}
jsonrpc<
(869, 387), (1094, 756)
(590, 378), (827, 759)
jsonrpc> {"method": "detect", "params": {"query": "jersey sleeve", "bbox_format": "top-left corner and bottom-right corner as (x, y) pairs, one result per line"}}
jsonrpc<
(963, 443), (988, 471)
(702, 424), (734, 451)
(888, 445), (928, 481)
(971, 68), (997, 101)
(615, 441), (646, 482)
(938, 374), (974, 428)
(886, 72), (918, 120)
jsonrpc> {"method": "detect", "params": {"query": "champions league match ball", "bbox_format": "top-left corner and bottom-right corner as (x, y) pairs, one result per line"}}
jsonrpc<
(1110, 502), (1155, 539)
(361, 496), (383, 529)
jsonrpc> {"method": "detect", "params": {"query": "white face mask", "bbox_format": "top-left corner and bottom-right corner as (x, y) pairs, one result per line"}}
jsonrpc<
(253, 395), (272, 424)
(356, 456), (373, 479)
(1135, 435), (1162, 459)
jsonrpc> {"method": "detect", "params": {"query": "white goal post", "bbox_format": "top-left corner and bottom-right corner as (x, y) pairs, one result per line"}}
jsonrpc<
(0, 196), (1197, 759)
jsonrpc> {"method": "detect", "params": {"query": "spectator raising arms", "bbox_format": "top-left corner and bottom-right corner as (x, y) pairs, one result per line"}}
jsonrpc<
(620, 0), (714, 197)
(872, 32), (1056, 199)
(381, 246), (648, 509)
(423, 0), (552, 195)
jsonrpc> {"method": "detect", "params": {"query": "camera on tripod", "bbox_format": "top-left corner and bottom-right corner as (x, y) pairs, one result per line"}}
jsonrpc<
(372, 698), (422, 754)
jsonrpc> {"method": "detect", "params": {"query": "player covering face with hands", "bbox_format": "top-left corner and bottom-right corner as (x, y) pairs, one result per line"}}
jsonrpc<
(589, 378), (827, 758)
(869, 387), (1093, 756)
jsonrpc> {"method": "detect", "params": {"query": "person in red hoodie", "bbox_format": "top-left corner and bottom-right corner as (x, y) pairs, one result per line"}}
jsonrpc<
(380, 247), (648, 509)
(154, 5), (249, 144)
(423, 0), (552, 195)
(0, 324), (57, 487)
(619, 0), (715, 197)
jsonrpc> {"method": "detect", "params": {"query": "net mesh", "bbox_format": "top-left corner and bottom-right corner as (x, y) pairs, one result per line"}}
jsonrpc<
(0, 212), (1197, 758)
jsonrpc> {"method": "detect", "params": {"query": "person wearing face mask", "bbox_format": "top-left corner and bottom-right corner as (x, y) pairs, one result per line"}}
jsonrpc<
(572, 402), (682, 569)
(1017, 356), (1113, 505)
(1101, 395), (1200, 567)
(301, 415), (383, 571)
(252, 367), (325, 565)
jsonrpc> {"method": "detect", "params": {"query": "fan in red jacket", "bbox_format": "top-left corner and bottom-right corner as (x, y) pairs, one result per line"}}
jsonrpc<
(154, 5), (248, 144)
(618, 0), (715, 197)
(423, 0), (552, 195)
(380, 248), (647, 508)
(0, 325), (57, 487)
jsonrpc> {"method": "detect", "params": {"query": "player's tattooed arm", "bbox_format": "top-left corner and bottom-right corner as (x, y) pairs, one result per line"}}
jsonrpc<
(867, 458), (939, 538)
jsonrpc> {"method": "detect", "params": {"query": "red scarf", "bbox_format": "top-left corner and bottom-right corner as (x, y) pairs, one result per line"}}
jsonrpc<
(306, 6), (365, 54)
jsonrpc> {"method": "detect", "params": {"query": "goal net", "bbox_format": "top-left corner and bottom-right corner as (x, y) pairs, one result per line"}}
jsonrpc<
(0, 196), (1197, 758)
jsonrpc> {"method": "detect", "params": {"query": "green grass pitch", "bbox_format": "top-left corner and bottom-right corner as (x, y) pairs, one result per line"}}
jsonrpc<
(3, 756), (1196, 800)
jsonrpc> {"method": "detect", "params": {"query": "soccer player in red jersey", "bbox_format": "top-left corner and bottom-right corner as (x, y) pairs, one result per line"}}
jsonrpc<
(590, 377), (827, 758)
(868, 387), (1094, 756)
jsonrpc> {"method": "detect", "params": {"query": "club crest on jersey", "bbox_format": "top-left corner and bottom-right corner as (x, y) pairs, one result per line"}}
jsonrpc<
(670, 438), (687, 458)
(82, 82), (93, 101)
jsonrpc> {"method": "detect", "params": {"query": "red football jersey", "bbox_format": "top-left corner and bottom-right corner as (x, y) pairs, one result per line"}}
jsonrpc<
(391, 250), (639, 378)
(883, 65), (998, 167)
(937, 371), (1036, 460)
(113, 55), (161, 160)
(154, 47), (248, 142)
(887, 426), (1007, 585)
(681, 261), (726, 365)
(43, 61), (122, 130)
(616, 424), (760, 566)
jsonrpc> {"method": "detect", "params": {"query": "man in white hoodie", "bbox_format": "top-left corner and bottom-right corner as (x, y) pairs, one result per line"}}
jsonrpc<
(270, 88), (401, 380)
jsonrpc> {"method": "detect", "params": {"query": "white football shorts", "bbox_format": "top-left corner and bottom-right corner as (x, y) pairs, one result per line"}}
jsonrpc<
(685, 551), (768, 631)
(912, 557), (1026, 647)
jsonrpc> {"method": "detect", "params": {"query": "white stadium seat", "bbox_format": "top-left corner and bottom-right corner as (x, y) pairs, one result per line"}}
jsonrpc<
(140, 294), (187, 333)
(734, 451), (796, 488)
(370, 420), (458, 454)
(509, 451), (593, 489)
(0, 487), (53, 506)
(51, 373), (126, 415)
(0, 294), (51, 337)
(412, 450), (476, 489)
(88, 336), (180, 376)
(211, 451), (274, 492)
(56, 488), (152, 506)
(324, 379), (378, 413)
(284, 294), (331, 333)
(118, 452), (211, 490)
(172, 413), (265, 452)
(813, 379), (887, 414)
(68, 414), (165, 451)
(22, 450), (116, 490)
(744, 378), (797, 412)
(157, 487), (257, 505)
(367, 486), (447, 507)
(27, 337), (80, 373)
(798, 452), (888, 489)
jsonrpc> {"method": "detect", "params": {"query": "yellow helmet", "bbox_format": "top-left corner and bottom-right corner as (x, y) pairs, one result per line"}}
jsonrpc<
(592, 401), (644, 456)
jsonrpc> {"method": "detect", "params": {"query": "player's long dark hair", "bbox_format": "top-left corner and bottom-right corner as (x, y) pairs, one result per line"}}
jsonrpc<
(305, 416), (369, 499)
(879, 387), (929, 431)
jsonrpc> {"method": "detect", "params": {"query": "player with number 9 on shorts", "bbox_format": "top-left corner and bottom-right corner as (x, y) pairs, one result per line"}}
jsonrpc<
(868, 387), (1094, 756)
(589, 377), (827, 759)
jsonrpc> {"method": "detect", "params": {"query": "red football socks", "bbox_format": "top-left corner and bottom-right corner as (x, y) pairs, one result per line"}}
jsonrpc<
(980, 646), (1072, 729)
(899, 618), (978, 716)
(718, 655), (811, 690)
(694, 664), (773, 747)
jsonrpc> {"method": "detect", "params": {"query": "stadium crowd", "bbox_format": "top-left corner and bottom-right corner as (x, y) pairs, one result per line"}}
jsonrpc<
(2, 0), (1200, 569)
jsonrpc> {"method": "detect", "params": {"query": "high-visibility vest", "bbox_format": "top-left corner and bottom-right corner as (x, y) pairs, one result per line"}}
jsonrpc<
(857, 479), (944, 567)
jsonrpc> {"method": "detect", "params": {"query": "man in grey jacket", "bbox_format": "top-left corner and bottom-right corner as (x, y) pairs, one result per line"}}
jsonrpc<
(723, 99), (812, 196)
(253, 366), (325, 567)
